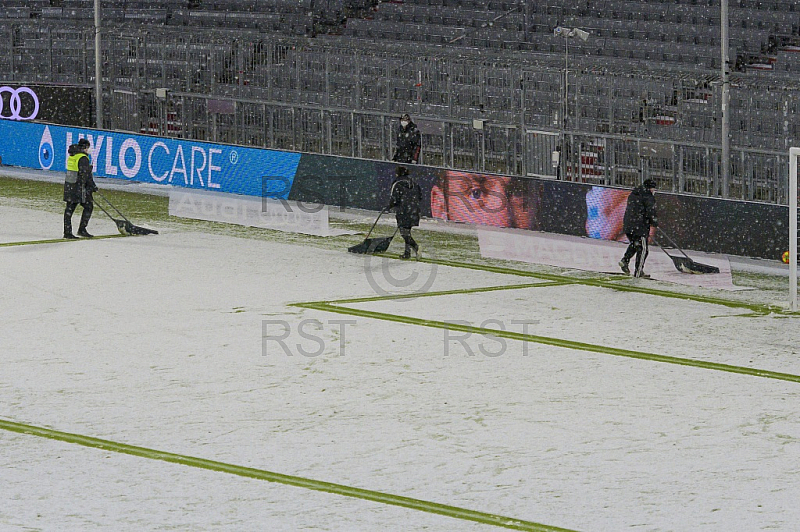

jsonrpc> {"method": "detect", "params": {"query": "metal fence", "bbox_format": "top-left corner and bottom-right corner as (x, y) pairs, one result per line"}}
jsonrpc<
(115, 90), (788, 204)
(0, 22), (796, 205)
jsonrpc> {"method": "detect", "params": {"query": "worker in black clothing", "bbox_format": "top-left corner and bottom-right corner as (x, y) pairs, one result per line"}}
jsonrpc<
(392, 113), (421, 164)
(619, 178), (658, 278)
(63, 138), (98, 238)
(387, 166), (422, 259)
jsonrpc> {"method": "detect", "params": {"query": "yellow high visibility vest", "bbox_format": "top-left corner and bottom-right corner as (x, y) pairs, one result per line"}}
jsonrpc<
(67, 152), (88, 172)
(66, 152), (88, 184)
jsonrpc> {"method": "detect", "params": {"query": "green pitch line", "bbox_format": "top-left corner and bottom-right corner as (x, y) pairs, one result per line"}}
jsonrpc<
(0, 419), (577, 532)
(0, 234), (127, 247)
(398, 256), (791, 316)
(294, 300), (800, 384)
(329, 280), (573, 305)
(290, 255), (797, 381)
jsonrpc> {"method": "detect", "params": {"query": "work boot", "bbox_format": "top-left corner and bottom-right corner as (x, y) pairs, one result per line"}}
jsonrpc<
(77, 228), (94, 238)
(618, 259), (630, 275)
(63, 232), (78, 240)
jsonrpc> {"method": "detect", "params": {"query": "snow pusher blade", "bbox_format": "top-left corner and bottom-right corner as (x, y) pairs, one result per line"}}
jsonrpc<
(655, 228), (719, 274)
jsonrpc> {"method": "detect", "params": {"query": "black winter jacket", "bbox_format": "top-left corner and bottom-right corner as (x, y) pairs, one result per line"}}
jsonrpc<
(623, 184), (658, 238)
(392, 121), (421, 164)
(388, 176), (422, 228)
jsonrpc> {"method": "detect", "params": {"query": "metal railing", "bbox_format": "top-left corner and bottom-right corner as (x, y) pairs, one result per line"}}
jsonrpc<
(117, 89), (789, 204)
(0, 21), (797, 205)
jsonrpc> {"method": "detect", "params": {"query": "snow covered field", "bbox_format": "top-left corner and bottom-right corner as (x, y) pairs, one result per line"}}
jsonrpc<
(2, 188), (799, 531)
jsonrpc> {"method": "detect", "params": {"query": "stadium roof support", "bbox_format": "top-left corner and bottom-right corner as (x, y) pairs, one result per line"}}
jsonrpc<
(94, 0), (103, 129)
(722, 0), (731, 197)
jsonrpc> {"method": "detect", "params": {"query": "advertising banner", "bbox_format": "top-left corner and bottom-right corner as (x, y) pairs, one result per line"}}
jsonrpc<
(168, 188), (352, 237)
(290, 153), (788, 260)
(0, 121), (301, 197)
(577, 183), (787, 260)
(0, 84), (94, 126)
(477, 226), (738, 290)
(0, 118), (788, 260)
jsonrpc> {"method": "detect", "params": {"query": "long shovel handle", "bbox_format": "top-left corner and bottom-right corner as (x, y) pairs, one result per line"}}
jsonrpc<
(656, 227), (692, 260)
(93, 197), (117, 222)
(95, 190), (133, 224)
(364, 208), (387, 240)
(652, 233), (687, 272)
(651, 234), (670, 258)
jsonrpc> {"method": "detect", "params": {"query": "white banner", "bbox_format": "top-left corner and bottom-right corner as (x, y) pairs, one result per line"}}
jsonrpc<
(169, 188), (351, 237)
(478, 226), (741, 290)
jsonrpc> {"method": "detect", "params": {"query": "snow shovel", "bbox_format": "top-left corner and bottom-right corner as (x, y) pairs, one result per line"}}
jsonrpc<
(348, 209), (398, 254)
(655, 228), (719, 274)
(95, 191), (159, 236)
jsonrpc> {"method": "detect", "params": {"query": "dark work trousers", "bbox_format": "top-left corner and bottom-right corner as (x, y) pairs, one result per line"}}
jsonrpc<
(622, 233), (649, 277)
(64, 201), (93, 235)
(399, 227), (418, 256)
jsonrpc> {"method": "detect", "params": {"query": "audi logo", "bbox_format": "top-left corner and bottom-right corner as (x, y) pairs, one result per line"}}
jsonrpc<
(0, 86), (39, 121)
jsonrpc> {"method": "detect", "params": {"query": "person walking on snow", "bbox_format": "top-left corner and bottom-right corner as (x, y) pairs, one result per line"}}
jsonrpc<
(619, 178), (658, 278)
(392, 113), (421, 164)
(63, 138), (98, 239)
(387, 166), (422, 259)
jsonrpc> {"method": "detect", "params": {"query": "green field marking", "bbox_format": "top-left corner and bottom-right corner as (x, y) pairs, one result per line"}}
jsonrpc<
(291, 254), (797, 381)
(0, 418), (577, 532)
(295, 300), (800, 384)
(576, 279), (778, 316)
(327, 280), (573, 305)
(0, 234), (128, 247)
(388, 255), (792, 316)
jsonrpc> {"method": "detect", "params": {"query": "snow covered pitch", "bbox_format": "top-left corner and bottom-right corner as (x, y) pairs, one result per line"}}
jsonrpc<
(2, 195), (799, 531)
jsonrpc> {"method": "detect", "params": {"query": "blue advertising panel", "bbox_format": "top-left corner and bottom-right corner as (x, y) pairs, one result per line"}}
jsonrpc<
(0, 120), (788, 259)
(0, 121), (300, 198)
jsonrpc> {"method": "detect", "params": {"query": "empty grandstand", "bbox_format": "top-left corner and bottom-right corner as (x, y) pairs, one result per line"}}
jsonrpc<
(1, 0), (799, 203)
